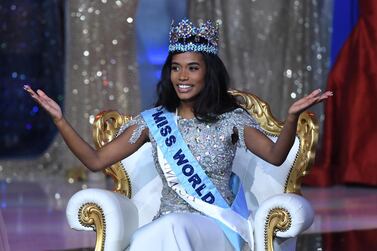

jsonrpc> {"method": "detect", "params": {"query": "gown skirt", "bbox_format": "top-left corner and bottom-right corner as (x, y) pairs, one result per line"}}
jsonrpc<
(129, 213), (234, 251)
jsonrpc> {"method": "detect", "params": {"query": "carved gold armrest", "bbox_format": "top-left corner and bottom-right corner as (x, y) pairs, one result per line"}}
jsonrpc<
(92, 111), (133, 198)
(79, 203), (106, 251)
(265, 208), (291, 251)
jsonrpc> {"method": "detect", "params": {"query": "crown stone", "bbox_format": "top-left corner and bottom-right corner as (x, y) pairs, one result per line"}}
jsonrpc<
(169, 19), (219, 54)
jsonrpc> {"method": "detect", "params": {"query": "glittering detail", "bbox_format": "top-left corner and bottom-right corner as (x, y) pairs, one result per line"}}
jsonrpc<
(169, 19), (220, 54)
(0, 0), (141, 180)
(121, 108), (260, 217)
(232, 109), (261, 149)
(189, 2), (332, 121)
(118, 115), (147, 144)
(169, 42), (218, 54)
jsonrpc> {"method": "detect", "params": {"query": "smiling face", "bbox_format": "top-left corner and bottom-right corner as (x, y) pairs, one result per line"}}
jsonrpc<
(170, 52), (206, 104)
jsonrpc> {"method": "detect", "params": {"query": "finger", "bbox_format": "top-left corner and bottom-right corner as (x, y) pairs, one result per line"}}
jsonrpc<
(314, 89), (333, 99)
(30, 91), (42, 101)
(24, 88), (47, 106)
(308, 93), (332, 105)
(297, 95), (317, 106)
(296, 97), (319, 110)
(37, 89), (57, 104)
(36, 89), (48, 98)
(34, 89), (55, 104)
(27, 90), (50, 108)
(30, 95), (45, 108)
(317, 95), (332, 102)
(307, 89), (322, 98)
(324, 91), (333, 96)
(24, 85), (38, 96)
(318, 91), (333, 100)
(305, 90), (325, 104)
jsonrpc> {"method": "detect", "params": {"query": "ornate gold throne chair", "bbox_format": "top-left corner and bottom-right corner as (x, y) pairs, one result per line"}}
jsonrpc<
(66, 90), (317, 251)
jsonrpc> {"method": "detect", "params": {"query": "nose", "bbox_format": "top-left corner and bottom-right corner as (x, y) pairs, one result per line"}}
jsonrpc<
(178, 70), (189, 81)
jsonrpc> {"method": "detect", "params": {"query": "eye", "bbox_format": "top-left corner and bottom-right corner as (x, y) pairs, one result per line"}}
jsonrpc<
(189, 66), (199, 71)
(171, 65), (180, 71)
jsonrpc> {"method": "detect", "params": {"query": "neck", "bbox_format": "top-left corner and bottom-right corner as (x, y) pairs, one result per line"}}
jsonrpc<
(177, 102), (194, 119)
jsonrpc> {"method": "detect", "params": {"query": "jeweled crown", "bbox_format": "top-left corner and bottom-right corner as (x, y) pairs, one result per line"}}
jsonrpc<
(169, 19), (219, 54)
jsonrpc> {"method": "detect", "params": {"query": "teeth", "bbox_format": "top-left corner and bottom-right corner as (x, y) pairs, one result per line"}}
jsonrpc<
(178, 84), (192, 89)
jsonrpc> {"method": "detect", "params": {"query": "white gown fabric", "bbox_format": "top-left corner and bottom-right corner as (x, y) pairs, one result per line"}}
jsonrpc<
(129, 213), (234, 251)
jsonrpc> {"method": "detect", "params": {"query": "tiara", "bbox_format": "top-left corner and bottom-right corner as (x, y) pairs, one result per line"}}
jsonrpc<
(169, 19), (219, 54)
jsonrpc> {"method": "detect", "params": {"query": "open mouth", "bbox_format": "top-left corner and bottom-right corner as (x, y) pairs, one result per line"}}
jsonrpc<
(177, 84), (193, 92)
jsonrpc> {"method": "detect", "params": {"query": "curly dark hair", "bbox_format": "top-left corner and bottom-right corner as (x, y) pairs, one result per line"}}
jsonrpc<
(154, 51), (239, 122)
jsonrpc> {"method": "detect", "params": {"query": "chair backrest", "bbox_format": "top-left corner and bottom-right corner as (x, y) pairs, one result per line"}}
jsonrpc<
(92, 90), (318, 225)
(93, 112), (161, 226)
(229, 90), (318, 215)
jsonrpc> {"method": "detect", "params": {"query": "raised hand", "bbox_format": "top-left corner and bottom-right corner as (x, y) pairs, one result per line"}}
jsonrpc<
(23, 85), (63, 123)
(288, 89), (333, 117)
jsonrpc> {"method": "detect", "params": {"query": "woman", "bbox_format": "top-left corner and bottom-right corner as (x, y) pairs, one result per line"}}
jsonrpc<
(24, 19), (332, 251)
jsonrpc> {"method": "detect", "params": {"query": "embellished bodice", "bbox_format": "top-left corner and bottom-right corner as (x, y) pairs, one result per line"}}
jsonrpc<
(119, 108), (260, 217)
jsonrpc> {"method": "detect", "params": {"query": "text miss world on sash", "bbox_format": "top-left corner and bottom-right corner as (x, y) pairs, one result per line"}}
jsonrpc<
(151, 109), (216, 204)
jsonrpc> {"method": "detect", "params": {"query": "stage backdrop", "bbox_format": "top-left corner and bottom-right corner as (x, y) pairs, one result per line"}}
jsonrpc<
(0, 0), (140, 180)
(189, 0), (333, 121)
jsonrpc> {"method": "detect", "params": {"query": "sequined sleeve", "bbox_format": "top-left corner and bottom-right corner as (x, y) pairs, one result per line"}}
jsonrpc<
(231, 108), (261, 149)
(117, 115), (148, 144)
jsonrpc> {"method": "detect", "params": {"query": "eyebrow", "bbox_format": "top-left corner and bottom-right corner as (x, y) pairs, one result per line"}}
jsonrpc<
(171, 61), (200, 66)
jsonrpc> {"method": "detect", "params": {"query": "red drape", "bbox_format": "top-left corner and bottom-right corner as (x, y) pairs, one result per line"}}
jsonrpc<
(321, 229), (377, 250)
(305, 0), (377, 186)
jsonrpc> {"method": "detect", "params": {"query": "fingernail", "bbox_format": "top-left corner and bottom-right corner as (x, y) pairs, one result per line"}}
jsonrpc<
(23, 85), (29, 90)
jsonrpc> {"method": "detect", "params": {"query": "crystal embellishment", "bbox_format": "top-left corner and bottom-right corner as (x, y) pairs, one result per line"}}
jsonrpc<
(169, 19), (220, 54)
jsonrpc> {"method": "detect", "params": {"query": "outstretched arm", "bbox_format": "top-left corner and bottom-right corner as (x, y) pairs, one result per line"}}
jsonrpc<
(244, 89), (332, 165)
(24, 85), (148, 171)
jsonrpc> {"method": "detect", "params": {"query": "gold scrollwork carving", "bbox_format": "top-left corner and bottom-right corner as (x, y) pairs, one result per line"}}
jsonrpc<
(229, 89), (283, 136)
(264, 208), (291, 251)
(229, 90), (318, 194)
(92, 111), (133, 198)
(285, 112), (318, 194)
(79, 203), (106, 251)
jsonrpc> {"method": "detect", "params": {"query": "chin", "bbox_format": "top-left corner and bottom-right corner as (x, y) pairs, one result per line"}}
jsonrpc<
(177, 94), (199, 103)
(177, 94), (193, 100)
